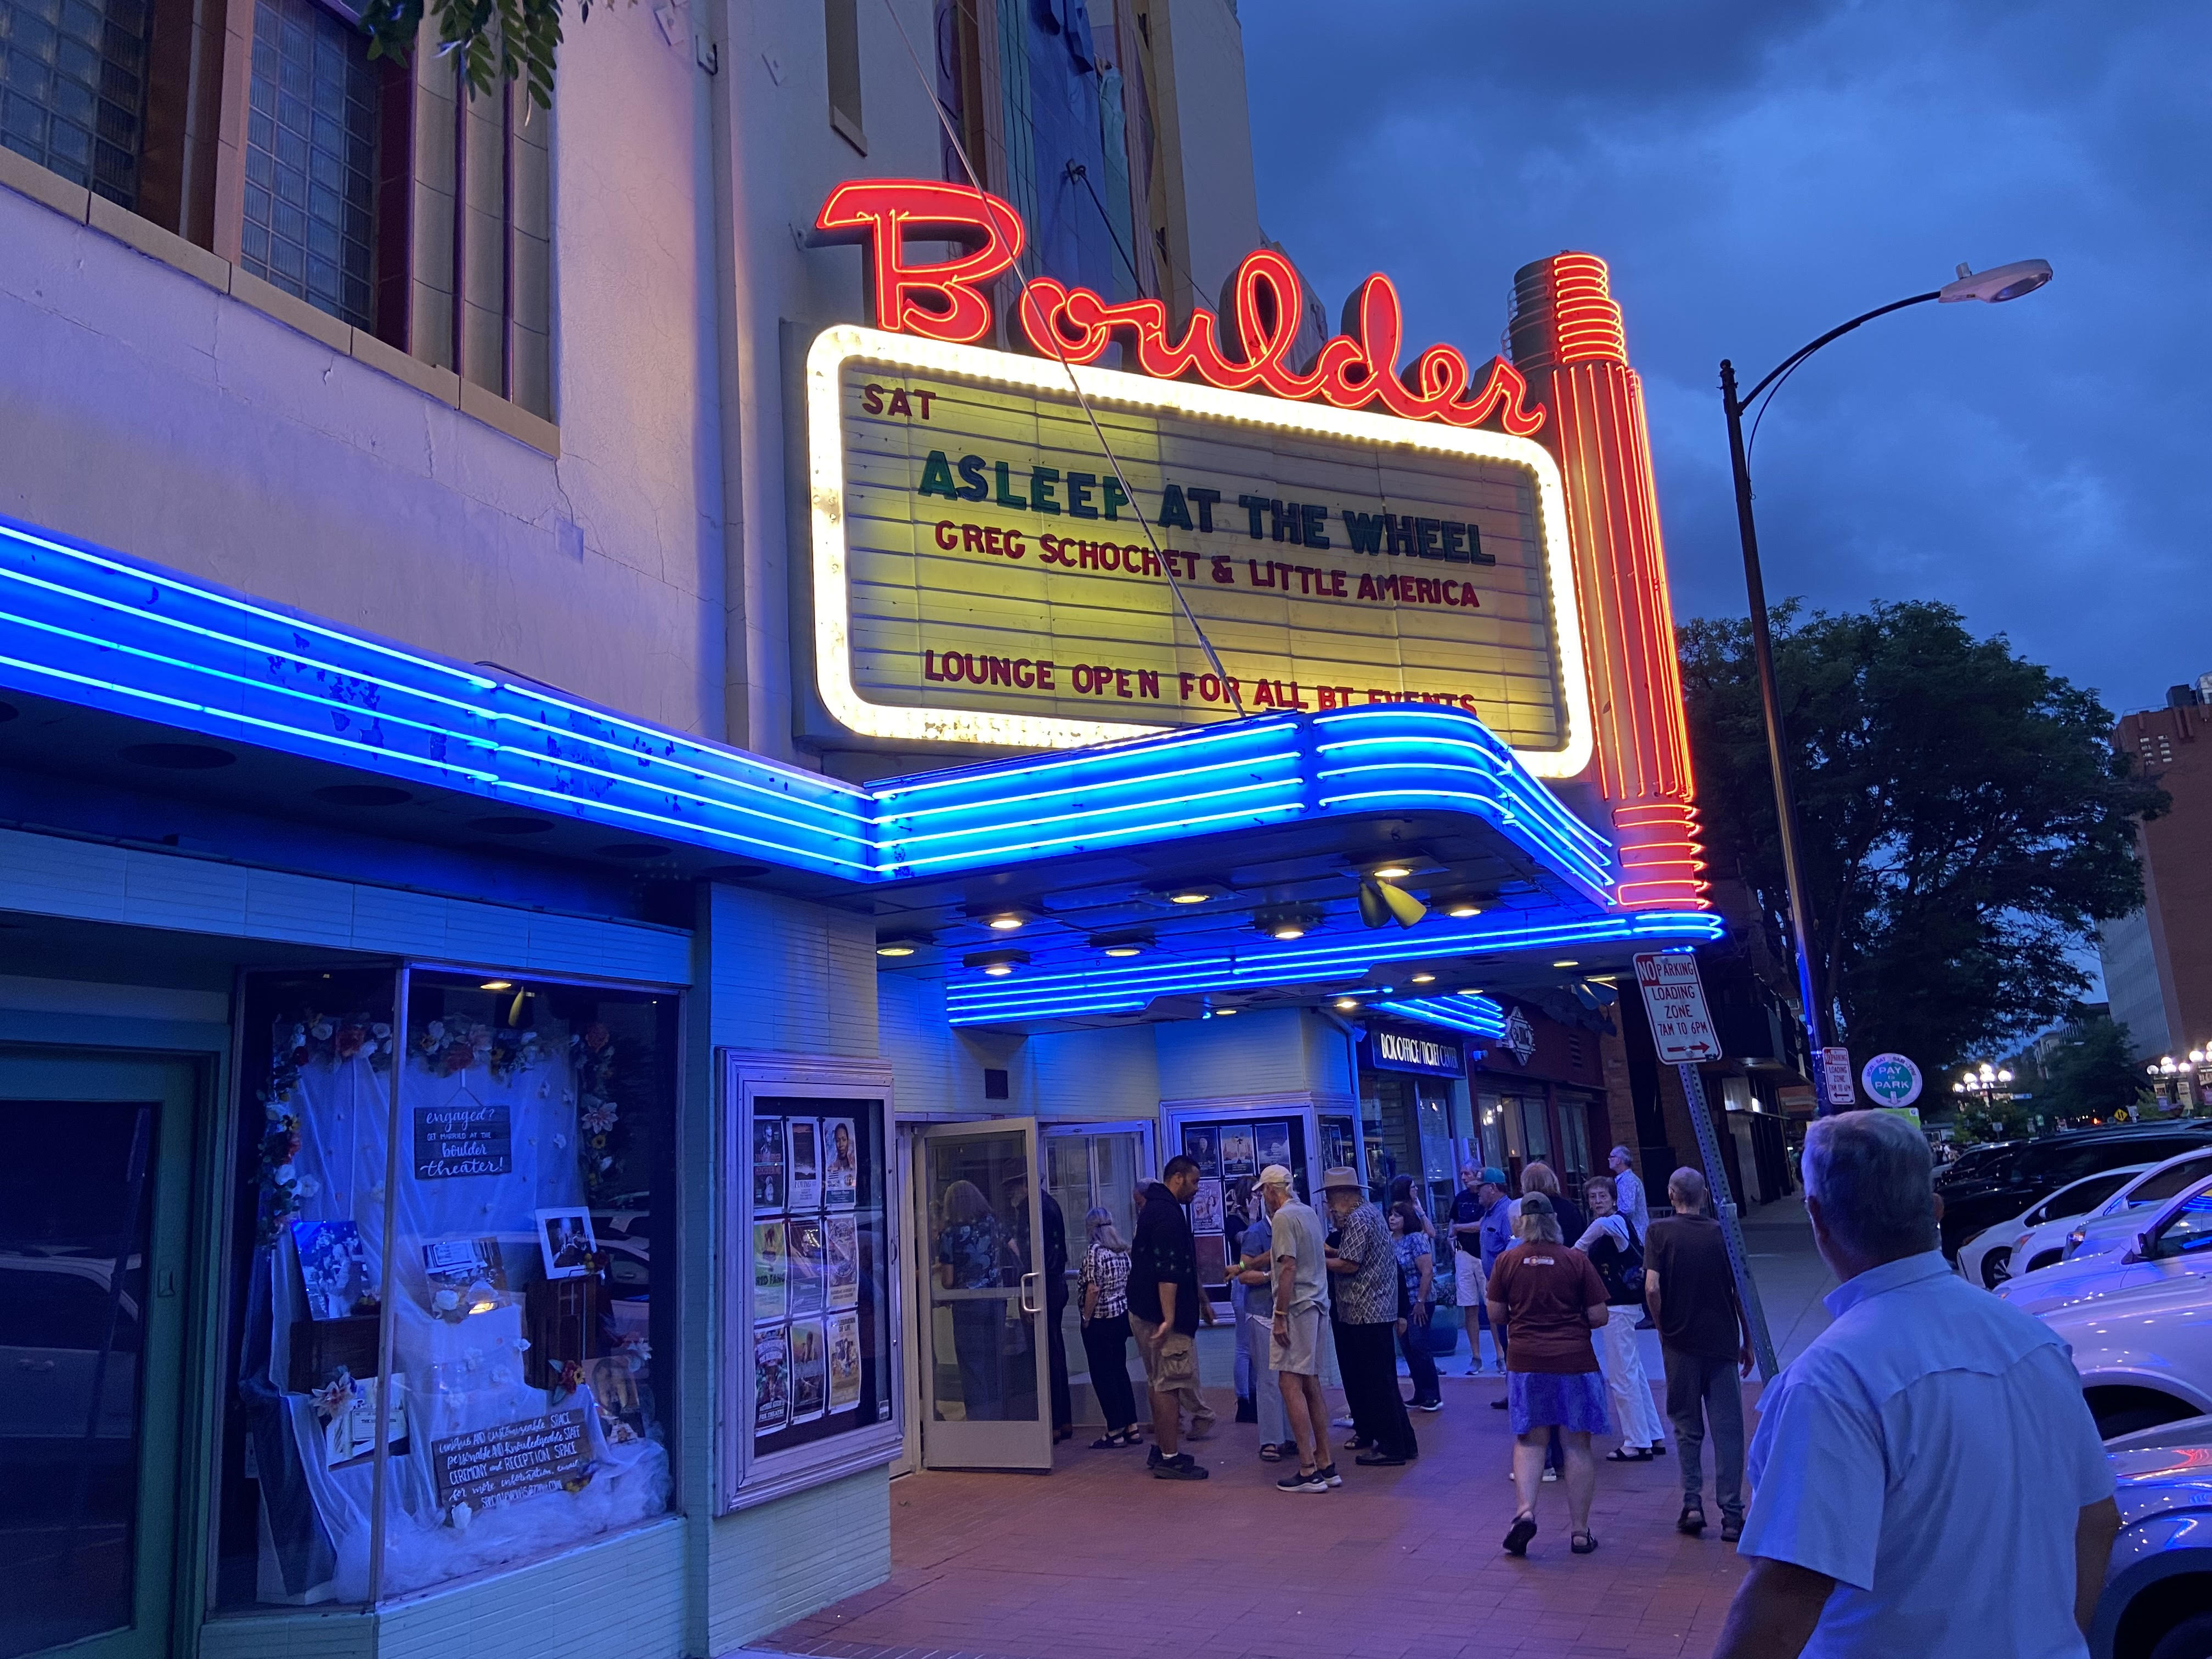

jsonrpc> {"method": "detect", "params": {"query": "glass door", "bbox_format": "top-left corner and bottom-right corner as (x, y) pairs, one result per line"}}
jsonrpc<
(916, 1120), (1051, 1471)
(0, 1051), (197, 1659)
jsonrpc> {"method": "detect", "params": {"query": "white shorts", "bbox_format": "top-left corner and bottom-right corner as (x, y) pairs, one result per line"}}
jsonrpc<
(1269, 1305), (1326, 1376)
(1454, 1249), (1485, 1308)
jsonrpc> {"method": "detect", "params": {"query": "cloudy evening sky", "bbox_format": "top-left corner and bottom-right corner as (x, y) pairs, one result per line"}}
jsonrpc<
(1243, 0), (2211, 721)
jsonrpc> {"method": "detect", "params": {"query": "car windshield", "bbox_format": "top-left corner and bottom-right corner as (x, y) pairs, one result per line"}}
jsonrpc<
(2150, 1188), (2212, 1259)
(2124, 1152), (2212, 1205)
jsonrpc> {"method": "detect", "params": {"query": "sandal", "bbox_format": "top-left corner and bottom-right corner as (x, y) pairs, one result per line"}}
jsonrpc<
(1606, 1447), (1655, 1463)
(1503, 1513), (1537, 1556)
(1677, 1500), (1707, 1536)
(1259, 1441), (1284, 1463)
(1571, 1530), (1598, 1555)
(1090, 1430), (1139, 1449)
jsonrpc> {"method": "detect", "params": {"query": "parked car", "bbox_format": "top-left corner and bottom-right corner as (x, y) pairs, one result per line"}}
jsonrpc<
(0, 1253), (140, 1462)
(2011, 1148), (2212, 1277)
(2092, 1414), (2212, 1659)
(1935, 1125), (2212, 1258)
(2014, 1182), (2212, 1437)
(1961, 1165), (2152, 1289)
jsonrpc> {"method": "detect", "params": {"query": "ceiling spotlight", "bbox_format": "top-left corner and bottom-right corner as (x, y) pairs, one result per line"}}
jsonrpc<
(1410, 972), (1436, 985)
(1357, 876), (1426, 930)
(1153, 881), (1227, 906)
(962, 948), (1030, 977)
(1091, 929), (1154, 958)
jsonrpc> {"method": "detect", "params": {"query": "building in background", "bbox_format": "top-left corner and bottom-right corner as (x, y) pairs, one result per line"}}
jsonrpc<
(0, 5), (1731, 1659)
(2100, 678), (2212, 1063)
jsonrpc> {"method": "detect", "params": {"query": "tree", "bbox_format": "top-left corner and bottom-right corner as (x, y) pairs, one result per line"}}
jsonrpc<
(2035, 1014), (2159, 1124)
(361, 0), (586, 108)
(1679, 600), (2164, 1076)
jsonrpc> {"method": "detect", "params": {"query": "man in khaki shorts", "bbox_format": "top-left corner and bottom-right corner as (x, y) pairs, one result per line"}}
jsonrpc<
(1128, 1155), (1212, 1479)
(1257, 1164), (1337, 1492)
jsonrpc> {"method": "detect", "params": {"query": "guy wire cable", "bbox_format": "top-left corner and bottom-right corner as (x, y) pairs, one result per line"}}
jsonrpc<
(878, 0), (1246, 714)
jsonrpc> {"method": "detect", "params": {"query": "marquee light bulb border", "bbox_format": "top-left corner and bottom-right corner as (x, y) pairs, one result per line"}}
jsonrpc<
(805, 325), (1595, 771)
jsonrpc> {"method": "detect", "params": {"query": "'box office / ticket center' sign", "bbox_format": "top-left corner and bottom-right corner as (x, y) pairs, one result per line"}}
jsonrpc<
(806, 326), (1593, 770)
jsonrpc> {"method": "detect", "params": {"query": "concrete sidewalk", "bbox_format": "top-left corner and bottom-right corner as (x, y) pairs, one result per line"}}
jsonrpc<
(756, 1198), (1827, 1659)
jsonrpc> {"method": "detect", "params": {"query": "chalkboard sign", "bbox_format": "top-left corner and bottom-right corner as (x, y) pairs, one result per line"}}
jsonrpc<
(413, 1102), (512, 1179)
(431, 1409), (585, 1508)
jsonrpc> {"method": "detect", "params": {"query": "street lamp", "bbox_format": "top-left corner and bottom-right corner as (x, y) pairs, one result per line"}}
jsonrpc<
(1720, 258), (2054, 1111)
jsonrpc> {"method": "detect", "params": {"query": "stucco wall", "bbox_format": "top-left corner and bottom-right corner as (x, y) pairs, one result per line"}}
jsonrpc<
(0, 4), (726, 740)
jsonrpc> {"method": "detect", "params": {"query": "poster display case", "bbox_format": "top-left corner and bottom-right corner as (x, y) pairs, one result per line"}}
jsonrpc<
(721, 1052), (899, 1511)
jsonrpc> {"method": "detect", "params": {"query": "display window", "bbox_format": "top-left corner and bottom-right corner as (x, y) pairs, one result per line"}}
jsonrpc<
(721, 1056), (898, 1510)
(212, 966), (679, 1611)
(1171, 1114), (1308, 1291)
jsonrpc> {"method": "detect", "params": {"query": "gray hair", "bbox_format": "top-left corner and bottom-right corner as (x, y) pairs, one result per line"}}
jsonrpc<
(1514, 1191), (1562, 1244)
(1610, 1145), (1633, 1164)
(1084, 1206), (1129, 1254)
(1667, 1166), (1709, 1213)
(1803, 1110), (1938, 1262)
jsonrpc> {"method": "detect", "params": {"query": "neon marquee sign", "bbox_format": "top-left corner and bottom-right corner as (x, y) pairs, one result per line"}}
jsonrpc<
(812, 180), (1544, 435)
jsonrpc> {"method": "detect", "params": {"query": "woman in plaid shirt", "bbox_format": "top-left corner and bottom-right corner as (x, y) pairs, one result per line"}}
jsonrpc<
(1079, 1207), (1141, 1448)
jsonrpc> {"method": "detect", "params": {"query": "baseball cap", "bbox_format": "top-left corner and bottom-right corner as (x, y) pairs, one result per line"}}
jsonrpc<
(1480, 1166), (1509, 1187)
(1257, 1164), (1293, 1189)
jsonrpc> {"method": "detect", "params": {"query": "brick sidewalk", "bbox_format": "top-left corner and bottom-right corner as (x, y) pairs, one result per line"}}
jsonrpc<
(761, 1372), (1759, 1659)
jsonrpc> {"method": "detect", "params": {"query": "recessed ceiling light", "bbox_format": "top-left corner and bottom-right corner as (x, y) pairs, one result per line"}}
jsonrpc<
(1153, 881), (1227, 906)
(1457, 988), (1487, 998)
(1371, 863), (1412, 881)
(876, 941), (917, 958)
(1272, 922), (1305, 940)
(1103, 943), (1142, 957)
(1410, 972), (1436, 984)
(1553, 960), (1579, 968)
(962, 948), (1030, 977)
(1334, 996), (1360, 1011)
(987, 912), (1026, 931)
(1213, 1006), (1238, 1015)
(479, 980), (514, 991)
(1169, 889), (1210, 904)
(983, 962), (1014, 976)
(1445, 900), (1483, 919)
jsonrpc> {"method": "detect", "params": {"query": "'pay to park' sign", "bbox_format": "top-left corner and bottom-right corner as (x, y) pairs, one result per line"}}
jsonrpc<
(1634, 952), (1720, 1063)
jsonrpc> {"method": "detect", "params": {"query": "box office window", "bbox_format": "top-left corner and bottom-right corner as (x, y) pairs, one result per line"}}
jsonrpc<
(212, 965), (677, 1611)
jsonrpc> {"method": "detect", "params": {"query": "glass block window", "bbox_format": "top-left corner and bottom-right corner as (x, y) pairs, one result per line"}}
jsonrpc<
(0, 0), (155, 207)
(241, 0), (377, 330)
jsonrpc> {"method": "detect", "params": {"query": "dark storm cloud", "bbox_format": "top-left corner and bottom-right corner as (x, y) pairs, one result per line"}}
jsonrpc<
(1244, 0), (2212, 717)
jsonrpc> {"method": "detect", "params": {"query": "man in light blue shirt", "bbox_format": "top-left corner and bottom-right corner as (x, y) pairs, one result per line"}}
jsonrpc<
(1610, 1145), (1650, 1242)
(1713, 1111), (2119, 1659)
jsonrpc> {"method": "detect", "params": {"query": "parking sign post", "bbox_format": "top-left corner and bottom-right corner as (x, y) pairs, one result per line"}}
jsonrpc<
(1634, 952), (1782, 1381)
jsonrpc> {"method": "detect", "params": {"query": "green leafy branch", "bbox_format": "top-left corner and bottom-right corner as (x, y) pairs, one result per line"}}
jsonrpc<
(362, 0), (606, 108)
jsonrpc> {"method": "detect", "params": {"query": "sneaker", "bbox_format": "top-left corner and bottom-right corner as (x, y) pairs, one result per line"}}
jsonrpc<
(1186, 1414), (1217, 1441)
(1152, 1453), (1210, 1481)
(1331, 1415), (1356, 1429)
(1721, 1516), (1743, 1543)
(1412, 1398), (1443, 1412)
(1541, 1466), (1559, 1482)
(1355, 1451), (1408, 1467)
(1146, 1446), (1166, 1469)
(1316, 1462), (1343, 1487)
(1276, 1468), (1327, 1493)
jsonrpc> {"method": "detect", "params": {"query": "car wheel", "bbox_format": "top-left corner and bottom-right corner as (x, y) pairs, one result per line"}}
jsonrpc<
(2148, 1610), (2212, 1659)
(1980, 1248), (2012, 1288)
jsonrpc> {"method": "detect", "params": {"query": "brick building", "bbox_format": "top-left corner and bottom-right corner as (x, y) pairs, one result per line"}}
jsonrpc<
(2100, 679), (2212, 1063)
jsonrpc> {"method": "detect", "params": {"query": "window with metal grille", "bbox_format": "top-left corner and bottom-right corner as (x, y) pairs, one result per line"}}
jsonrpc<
(0, 0), (155, 207)
(239, 0), (377, 329)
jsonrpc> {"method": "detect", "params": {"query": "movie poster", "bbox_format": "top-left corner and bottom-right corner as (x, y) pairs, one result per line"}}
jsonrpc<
(753, 1220), (788, 1323)
(825, 1212), (860, 1310)
(822, 1116), (859, 1209)
(1189, 1178), (1224, 1234)
(786, 1118), (822, 1211)
(753, 1327), (790, 1435)
(1219, 1126), (1257, 1178)
(786, 1214), (826, 1317)
(1255, 1121), (1293, 1174)
(1181, 1125), (1220, 1178)
(752, 1115), (786, 1214)
(827, 1310), (862, 1413)
(789, 1319), (827, 1424)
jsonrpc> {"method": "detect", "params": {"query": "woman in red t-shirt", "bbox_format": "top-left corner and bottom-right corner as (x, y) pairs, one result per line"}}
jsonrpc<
(1484, 1192), (1613, 1558)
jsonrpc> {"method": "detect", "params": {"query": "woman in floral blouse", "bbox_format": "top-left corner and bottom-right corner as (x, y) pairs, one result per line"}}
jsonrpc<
(1077, 1206), (1141, 1447)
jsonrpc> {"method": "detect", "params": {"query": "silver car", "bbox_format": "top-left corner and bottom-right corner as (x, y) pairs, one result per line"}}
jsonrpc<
(2094, 1414), (2212, 1659)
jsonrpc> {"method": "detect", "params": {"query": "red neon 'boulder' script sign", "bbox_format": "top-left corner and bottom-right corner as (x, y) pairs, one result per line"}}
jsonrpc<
(812, 180), (1542, 436)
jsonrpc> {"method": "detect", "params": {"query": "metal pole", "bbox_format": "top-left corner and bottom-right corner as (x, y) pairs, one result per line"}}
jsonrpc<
(1720, 358), (1829, 1101)
(1677, 1063), (1780, 1380)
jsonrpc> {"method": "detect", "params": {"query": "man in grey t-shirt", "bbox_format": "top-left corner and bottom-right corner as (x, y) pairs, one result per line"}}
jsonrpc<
(1256, 1165), (1334, 1491)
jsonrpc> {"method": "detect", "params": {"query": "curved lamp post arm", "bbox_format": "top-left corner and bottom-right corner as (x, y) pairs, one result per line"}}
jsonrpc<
(1728, 291), (1945, 414)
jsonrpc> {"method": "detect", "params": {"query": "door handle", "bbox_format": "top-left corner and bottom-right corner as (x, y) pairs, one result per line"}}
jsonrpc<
(1019, 1271), (1042, 1314)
